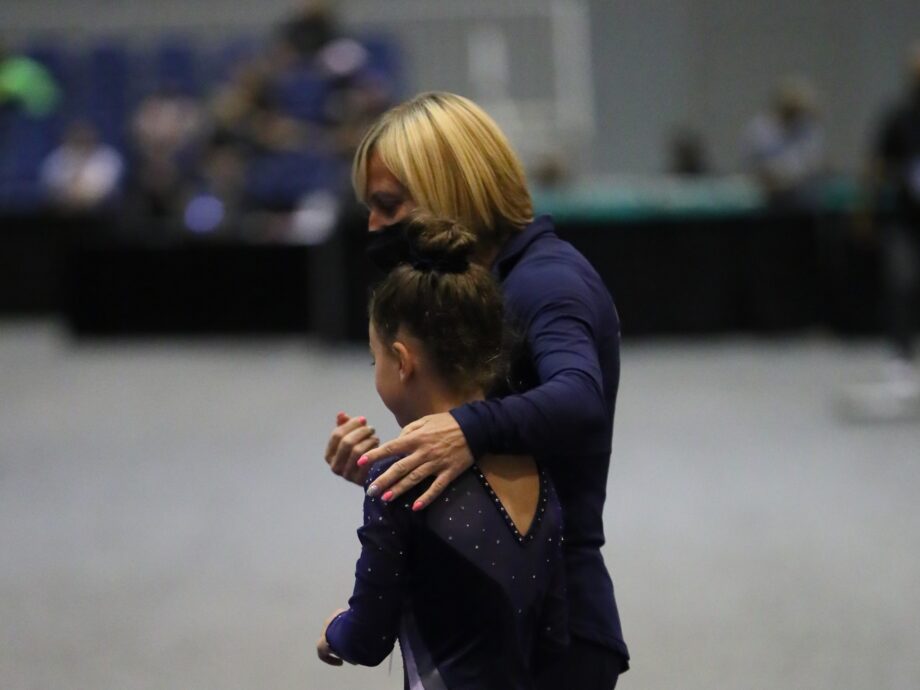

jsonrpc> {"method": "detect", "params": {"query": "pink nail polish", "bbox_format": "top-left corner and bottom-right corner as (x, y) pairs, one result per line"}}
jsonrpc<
(356, 455), (368, 467)
(382, 491), (394, 502)
(357, 416), (366, 424)
(412, 501), (424, 512)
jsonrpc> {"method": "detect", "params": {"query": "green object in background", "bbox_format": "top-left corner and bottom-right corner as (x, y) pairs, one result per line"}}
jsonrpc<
(533, 176), (766, 223)
(0, 56), (61, 117)
(533, 175), (867, 223)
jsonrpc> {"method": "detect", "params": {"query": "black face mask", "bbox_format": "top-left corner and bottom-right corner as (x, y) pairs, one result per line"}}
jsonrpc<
(365, 220), (413, 273)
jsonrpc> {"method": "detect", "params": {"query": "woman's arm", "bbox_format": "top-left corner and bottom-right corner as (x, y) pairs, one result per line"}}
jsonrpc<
(322, 462), (411, 666)
(452, 288), (612, 458)
(360, 273), (615, 507)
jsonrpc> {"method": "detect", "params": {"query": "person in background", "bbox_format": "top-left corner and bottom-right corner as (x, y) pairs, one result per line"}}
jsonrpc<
(847, 42), (920, 418)
(40, 121), (122, 213)
(275, 0), (391, 153)
(744, 76), (825, 206)
(318, 215), (567, 688)
(530, 150), (572, 192)
(668, 127), (709, 176)
(277, 0), (338, 62)
(324, 92), (629, 689)
(129, 83), (204, 221)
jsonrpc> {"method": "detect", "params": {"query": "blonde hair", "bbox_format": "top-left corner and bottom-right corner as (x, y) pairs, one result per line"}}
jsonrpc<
(352, 92), (534, 247)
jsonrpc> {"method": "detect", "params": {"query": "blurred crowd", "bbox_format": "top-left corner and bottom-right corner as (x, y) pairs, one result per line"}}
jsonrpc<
(3, 7), (920, 231)
(0, 1), (396, 239)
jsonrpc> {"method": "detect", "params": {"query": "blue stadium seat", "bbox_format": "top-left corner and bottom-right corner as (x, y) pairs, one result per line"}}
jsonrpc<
(208, 35), (261, 84)
(0, 46), (75, 209)
(152, 36), (199, 96)
(244, 151), (344, 210)
(358, 33), (403, 95)
(84, 42), (132, 151)
(25, 44), (75, 123)
(274, 67), (330, 123)
(0, 111), (54, 210)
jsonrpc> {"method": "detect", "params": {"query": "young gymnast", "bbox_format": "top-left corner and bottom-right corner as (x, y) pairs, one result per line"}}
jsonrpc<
(317, 215), (567, 689)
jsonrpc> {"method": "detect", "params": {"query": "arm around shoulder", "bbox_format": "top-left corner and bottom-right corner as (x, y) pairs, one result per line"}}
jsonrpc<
(453, 267), (615, 457)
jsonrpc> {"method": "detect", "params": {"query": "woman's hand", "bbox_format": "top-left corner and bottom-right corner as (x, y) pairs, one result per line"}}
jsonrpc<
(359, 412), (473, 510)
(324, 412), (379, 485)
(316, 608), (348, 666)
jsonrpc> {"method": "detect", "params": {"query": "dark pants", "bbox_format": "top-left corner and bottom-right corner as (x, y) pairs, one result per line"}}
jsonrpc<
(536, 637), (627, 690)
(883, 222), (920, 360)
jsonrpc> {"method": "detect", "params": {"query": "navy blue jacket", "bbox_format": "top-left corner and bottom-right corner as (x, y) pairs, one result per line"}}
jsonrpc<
(451, 215), (629, 662)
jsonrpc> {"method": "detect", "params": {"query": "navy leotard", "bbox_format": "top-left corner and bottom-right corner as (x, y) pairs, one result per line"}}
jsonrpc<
(325, 457), (568, 689)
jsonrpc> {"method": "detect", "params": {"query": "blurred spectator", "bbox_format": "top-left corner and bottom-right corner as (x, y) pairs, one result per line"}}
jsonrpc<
(210, 61), (273, 145)
(273, 1), (391, 146)
(872, 43), (920, 400)
(531, 151), (572, 191)
(326, 76), (392, 157)
(129, 83), (204, 219)
(179, 130), (248, 235)
(0, 41), (60, 118)
(278, 1), (338, 62)
(40, 121), (122, 212)
(841, 45), (920, 421)
(668, 127), (709, 176)
(744, 76), (825, 206)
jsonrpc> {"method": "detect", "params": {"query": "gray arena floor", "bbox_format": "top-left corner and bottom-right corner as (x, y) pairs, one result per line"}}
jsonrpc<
(2, 320), (919, 690)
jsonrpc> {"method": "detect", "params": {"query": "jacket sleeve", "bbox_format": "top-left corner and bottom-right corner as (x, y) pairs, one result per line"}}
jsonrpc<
(324, 463), (411, 666)
(451, 273), (614, 458)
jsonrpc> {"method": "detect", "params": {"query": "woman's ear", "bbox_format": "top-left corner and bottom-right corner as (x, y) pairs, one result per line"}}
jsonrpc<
(391, 340), (415, 383)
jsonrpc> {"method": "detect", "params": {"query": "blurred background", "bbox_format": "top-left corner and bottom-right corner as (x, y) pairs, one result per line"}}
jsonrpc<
(2, 1), (919, 688)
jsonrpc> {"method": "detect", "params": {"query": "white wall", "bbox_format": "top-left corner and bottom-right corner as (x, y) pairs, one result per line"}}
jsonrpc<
(589, 0), (920, 174)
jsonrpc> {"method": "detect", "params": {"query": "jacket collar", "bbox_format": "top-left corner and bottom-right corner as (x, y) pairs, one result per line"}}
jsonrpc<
(492, 215), (556, 280)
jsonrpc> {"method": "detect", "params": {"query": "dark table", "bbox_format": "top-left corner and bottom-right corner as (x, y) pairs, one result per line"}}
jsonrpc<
(1, 177), (882, 338)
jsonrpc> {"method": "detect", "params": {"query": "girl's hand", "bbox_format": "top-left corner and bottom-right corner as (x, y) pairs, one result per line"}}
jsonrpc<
(325, 412), (379, 485)
(316, 608), (348, 666)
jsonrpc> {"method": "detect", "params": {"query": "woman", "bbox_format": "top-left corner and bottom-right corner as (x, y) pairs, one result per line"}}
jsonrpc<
(324, 92), (629, 688)
(318, 217), (567, 689)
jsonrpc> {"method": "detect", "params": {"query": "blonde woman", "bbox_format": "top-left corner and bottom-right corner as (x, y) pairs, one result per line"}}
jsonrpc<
(324, 92), (629, 688)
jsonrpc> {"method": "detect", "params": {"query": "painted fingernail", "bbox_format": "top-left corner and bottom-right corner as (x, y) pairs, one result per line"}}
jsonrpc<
(366, 484), (380, 498)
(412, 500), (424, 512)
(381, 491), (394, 502)
(357, 416), (366, 424)
(356, 455), (368, 467)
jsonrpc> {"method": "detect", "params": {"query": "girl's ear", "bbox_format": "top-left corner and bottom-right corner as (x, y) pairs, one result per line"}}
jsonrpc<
(391, 340), (415, 383)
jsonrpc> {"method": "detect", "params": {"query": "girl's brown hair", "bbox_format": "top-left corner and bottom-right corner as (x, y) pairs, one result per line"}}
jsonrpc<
(369, 214), (506, 395)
